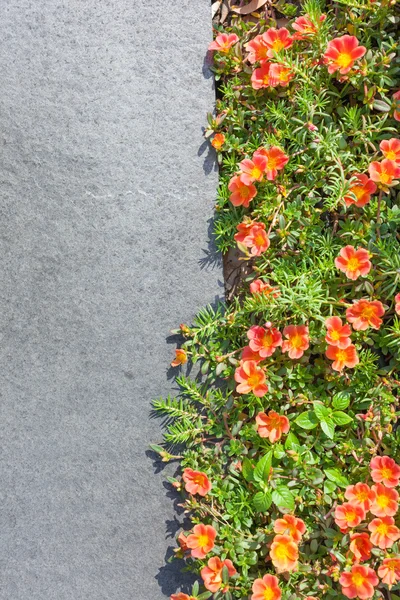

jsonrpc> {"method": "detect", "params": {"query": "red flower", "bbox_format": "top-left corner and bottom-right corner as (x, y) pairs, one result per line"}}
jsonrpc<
(370, 456), (400, 488)
(251, 574), (282, 600)
(182, 469), (212, 497)
(200, 556), (236, 593)
(270, 534), (299, 573)
(176, 531), (190, 553)
(339, 565), (378, 599)
(325, 316), (352, 349)
(334, 502), (366, 532)
(234, 360), (268, 397)
(273, 514), (306, 543)
(171, 349), (188, 367)
(323, 35), (366, 75)
(282, 325), (309, 359)
(256, 410), (290, 443)
(368, 517), (400, 549)
(250, 279), (279, 297)
(393, 91), (400, 122)
(247, 324), (282, 358)
(326, 344), (359, 372)
(254, 146), (289, 180)
(228, 175), (257, 207)
(292, 14), (326, 39)
(345, 483), (376, 511)
(241, 345), (263, 363)
(235, 221), (270, 256)
(262, 27), (293, 57)
(335, 246), (371, 280)
(186, 524), (217, 559)
(251, 62), (274, 89)
(246, 35), (269, 64)
(208, 33), (239, 53)
(239, 154), (268, 184)
(378, 557), (400, 588)
(211, 133), (225, 151)
(380, 138), (400, 163)
(269, 63), (294, 87)
(369, 159), (400, 187)
(234, 220), (257, 243)
(171, 594), (196, 600)
(395, 293), (400, 315)
(370, 484), (399, 517)
(349, 533), (373, 563)
(344, 174), (377, 208)
(346, 299), (385, 331)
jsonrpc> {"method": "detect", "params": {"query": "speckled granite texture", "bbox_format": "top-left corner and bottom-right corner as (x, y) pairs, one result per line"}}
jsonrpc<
(0, 2), (221, 598)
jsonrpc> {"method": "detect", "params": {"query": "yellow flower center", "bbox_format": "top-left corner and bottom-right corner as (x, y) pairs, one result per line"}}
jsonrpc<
(360, 305), (375, 319)
(352, 573), (366, 586)
(198, 534), (209, 547)
(251, 166), (262, 179)
(264, 588), (275, 600)
(386, 150), (397, 160)
(262, 332), (274, 347)
(381, 468), (393, 479)
(255, 233), (266, 247)
(377, 523), (389, 535)
(377, 494), (390, 507)
(290, 334), (303, 349)
(262, 74), (271, 85)
(336, 350), (347, 362)
(272, 40), (285, 52)
(345, 510), (356, 522)
(330, 330), (341, 341)
(379, 171), (391, 184)
(337, 52), (353, 68)
(346, 257), (360, 272)
(352, 185), (364, 200)
(240, 186), (250, 199)
(267, 157), (278, 169)
(356, 490), (368, 501)
(275, 544), (290, 559)
(248, 374), (261, 387)
(193, 474), (205, 485)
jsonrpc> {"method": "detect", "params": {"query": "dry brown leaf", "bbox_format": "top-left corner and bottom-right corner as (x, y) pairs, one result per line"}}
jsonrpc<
(211, 1), (221, 18)
(231, 0), (268, 14)
(220, 0), (230, 23)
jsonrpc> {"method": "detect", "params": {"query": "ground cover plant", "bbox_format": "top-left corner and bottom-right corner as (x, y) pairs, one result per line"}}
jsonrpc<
(152, 0), (400, 598)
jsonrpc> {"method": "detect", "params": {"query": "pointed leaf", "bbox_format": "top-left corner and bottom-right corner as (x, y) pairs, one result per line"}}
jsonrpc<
(253, 451), (272, 483)
(253, 490), (272, 512)
(320, 418), (335, 439)
(272, 486), (295, 511)
(332, 411), (353, 426)
(295, 411), (319, 430)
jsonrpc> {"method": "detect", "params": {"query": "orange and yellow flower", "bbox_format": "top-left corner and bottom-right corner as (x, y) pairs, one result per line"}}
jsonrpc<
(349, 533), (373, 563)
(270, 534), (299, 573)
(395, 293), (400, 315)
(335, 246), (372, 281)
(254, 146), (289, 180)
(282, 325), (309, 359)
(339, 565), (378, 599)
(246, 35), (270, 64)
(269, 64), (294, 87)
(346, 299), (385, 331)
(171, 593), (196, 600)
(323, 35), (366, 75)
(326, 344), (359, 372)
(247, 324), (282, 358)
(370, 456), (400, 488)
(345, 483), (376, 511)
(378, 557), (400, 588)
(262, 27), (293, 57)
(171, 349), (188, 367)
(344, 174), (377, 208)
(228, 175), (257, 207)
(211, 133), (225, 151)
(239, 155), (268, 185)
(256, 410), (290, 443)
(251, 574), (282, 600)
(241, 345), (263, 363)
(234, 360), (268, 397)
(208, 33), (239, 53)
(368, 517), (400, 549)
(369, 159), (400, 187)
(186, 524), (217, 559)
(370, 484), (399, 517)
(325, 316), (352, 349)
(292, 14), (326, 39)
(273, 514), (306, 543)
(182, 468), (211, 497)
(334, 502), (366, 532)
(380, 138), (400, 163)
(250, 279), (279, 297)
(251, 62), (274, 89)
(200, 556), (236, 593)
(393, 91), (400, 122)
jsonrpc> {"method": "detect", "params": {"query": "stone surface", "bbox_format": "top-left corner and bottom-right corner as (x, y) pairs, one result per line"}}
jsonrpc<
(0, 2), (221, 598)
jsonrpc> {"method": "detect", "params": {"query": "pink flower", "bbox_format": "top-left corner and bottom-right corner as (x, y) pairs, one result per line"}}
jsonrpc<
(239, 155), (268, 185)
(282, 325), (309, 359)
(323, 35), (366, 75)
(251, 62), (274, 89)
(208, 33), (239, 53)
(335, 246), (371, 280)
(262, 27), (293, 57)
(346, 299), (385, 331)
(245, 35), (269, 64)
(228, 175), (257, 207)
(380, 138), (400, 163)
(234, 360), (268, 397)
(247, 324), (282, 358)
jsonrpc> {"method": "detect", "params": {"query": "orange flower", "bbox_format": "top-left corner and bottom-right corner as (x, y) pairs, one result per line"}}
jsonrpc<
(345, 483), (376, 511)
(228, 175), (257, 207)
(344, 174), (377, 208)
(368, 517), (400, 549)
(349, 533), (373, 563)
(254, 146), (289, 181)
(247, 324), (282, 358)
(370, 456), (400, 488)
(171, 349), (188, 367)
(251, 62), (274, 89)
(251, 574), (282, 600)
(395, 293), (400, 315)
(182, 469), (212, 497)
(369, 159), (400, 187)
(335, 246), (372, 280)
(234, 360), (268, 397)
(239, 155), (268, 185)
(292, 14), (326, 39)
(200, 557), (236, 593)
(262, 28), (293, 56)
(323, 35), (366, 75)
(273, 514), (306, 543)
(241, 345), (263, 363)
(237, 223), (270, 256)
(334, 502), (366, 532)
(208, 33), (239, 53)
(234, 220), (257, 243)
(256, 410), (290, 443)
(325, 316), (352, 349)
(370, 484), (399, 517)
(380, 138), (400, 163)
(186, 524), (217, 559)
(378, 557), (400, 588)
(269, 63), (294, 87)
(326, 344), (359, 372)
(246, 35), (270, 64)
(250, 279), (279, 297)
(171, 594), (196, 600)
(270, 534), (299, 573)
(339, 565), (378, 599)
(211, 133), (225, 151)
(394, 91), (400, 122)
(346, 299), (385, 331)
(176, 531), (190, 553)
(282, 325), (309, 359)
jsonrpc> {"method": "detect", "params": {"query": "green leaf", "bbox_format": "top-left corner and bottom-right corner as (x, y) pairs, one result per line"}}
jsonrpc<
(253, 452), (272, 483)
(222, 565), (230, 584)
(285, 431), (300, 449)
(197, 593), (212, 600)
(331, 411), (353, 426)
(324, 468), (349, 488)
(242, 457), (254, 482)
(295, 411), (319, 429)
(272, 486), (295, 511)
(313, 402), (331, 421)
(373, 99), (391, 112)
(332, 393), (350, 411)
(320, 418), (335, 439)
(274, 444), (286, 459)
(253, 490), (272, 512)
